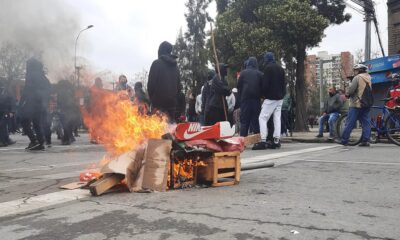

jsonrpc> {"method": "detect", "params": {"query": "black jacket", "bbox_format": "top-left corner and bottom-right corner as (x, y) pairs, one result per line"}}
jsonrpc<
(148, 41), (182, 111)
(237, 57), (263, 102)
(0, 87), (15, 114)
(206, 64), (231, 112)
(19, 58), (51, 118)
(261, 62), (286, 100)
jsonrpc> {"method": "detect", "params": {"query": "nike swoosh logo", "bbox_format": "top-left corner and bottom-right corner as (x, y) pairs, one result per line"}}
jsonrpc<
(183, 130), (206, 139)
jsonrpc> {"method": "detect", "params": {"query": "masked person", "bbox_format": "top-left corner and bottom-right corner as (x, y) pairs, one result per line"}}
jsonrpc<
(253, 52), (286, 150)
(202, 70), (216, 125)
(204, 64), (231, 125)
(148, 41), (182, 122)
(19, 58), (51, 151)
(56, 80), (80, 145)
(0, 79), (16, 147)
(133, 82), (150, 114)
(237, 57), (263, 137)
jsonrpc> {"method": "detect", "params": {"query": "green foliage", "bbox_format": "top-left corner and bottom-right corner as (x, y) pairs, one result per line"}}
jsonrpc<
(175, 0), (211, 96)
(213, 0), (349, 131)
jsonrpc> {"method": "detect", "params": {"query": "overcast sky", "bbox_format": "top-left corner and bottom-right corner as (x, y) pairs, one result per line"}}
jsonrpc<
(67, 0), (389, 81)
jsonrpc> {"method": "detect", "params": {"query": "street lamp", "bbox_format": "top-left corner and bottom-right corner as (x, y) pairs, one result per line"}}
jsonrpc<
(74, 25), (94, 87)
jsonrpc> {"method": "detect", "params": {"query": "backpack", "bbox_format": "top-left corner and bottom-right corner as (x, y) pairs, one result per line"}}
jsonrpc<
(359, 81), (374, 108)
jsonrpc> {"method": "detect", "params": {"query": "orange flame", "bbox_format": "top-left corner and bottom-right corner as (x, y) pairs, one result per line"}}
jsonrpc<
(82, 87), (168, 156)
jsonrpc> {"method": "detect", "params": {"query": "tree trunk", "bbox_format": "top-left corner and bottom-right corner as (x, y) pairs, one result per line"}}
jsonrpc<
(294, 47), (309, 132)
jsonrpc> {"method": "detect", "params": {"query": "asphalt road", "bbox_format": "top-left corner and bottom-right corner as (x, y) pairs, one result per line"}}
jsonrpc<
(0, 133), (399, 240)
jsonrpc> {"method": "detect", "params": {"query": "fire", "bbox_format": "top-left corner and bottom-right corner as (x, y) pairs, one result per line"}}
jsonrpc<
(82, 87), (168, 156)
(170, 159), (207, 187)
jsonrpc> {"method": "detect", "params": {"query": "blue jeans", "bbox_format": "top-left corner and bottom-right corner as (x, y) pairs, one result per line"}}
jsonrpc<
(341, 107), (371, 144)
(318, 112), (340, 137)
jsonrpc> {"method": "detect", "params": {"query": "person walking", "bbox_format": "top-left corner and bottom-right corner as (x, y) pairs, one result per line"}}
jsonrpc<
(19, 58), (51, 151)
(316, 87), (343, 140)
(340, 64), (373, 146)
(148, 41), (182, 122)
(237, 57), (263, 137)
(56, 80), (80, 145)
(281, 93), (292, 136)
(0, 79), (16, 147)
(204, 63), (231, 125)
(253, 52), (286, 150)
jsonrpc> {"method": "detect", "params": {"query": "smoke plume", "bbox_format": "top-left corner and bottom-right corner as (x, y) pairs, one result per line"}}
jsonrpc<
(0, 0), (81, 81)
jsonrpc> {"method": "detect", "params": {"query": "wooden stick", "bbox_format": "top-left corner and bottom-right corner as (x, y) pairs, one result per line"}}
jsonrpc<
(210, 22), (228, 121)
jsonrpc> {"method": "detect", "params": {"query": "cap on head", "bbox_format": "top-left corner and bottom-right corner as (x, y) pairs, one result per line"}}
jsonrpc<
(216, 63), (229, 77)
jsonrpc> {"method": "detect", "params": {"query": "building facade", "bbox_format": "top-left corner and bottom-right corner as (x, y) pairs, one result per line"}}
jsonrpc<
(305, 51), (354, 91)
(388, 0), (400, 55)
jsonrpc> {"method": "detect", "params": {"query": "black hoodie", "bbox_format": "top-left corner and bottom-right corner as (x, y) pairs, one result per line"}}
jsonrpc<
(237, 57), (263, 103)
(20, 58), (51, 118)
(260, 52), (286, 100)
(206, 64), (231, 112)
(147, 41), (182, 111)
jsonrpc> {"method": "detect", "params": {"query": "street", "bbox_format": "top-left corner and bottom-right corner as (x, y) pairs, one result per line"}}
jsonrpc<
(0, 134), (399, 240)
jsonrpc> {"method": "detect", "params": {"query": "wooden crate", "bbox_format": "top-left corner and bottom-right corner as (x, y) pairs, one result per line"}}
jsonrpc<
(197, 152), (240, 187)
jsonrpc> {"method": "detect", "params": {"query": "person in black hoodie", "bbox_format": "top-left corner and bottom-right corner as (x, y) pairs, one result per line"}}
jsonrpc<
(201, 69), (215, 123)
(237, 57), (263, 136)
(19, 58), (51, 150)
(148, 41), (182, 122)
(253, 52), (286, 150)
(204, 63), (231, 125)
(0, 79), (16, 147)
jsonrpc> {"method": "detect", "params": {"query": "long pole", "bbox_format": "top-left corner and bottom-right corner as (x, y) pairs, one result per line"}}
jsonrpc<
(210, 23), (228, 121)
(365, 12), (372, 61)
(74, 25), (93, 87)
(319, 59), (324, 114)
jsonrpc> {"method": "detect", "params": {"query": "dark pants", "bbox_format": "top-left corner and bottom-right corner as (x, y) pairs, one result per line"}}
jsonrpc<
(240, 99), (261, 137)
(267, 116), (274, 142)
(21, 111), (44, 145)
(281, 110), (289, 135)
(341, 107), (371, 144)
(60, 113), (74, 143)
(42, 111), (52, 144)
(0, 114), (9, 144)
(205, 107), (226, 126)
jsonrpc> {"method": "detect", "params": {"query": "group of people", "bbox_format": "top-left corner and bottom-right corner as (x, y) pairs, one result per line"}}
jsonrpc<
(315, 64), (373, 146)
(0, 40), (376, 150)
(146, 41), (290, 150)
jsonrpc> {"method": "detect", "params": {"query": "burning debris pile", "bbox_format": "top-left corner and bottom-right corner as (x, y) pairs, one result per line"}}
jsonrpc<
(61, 88), (257, 195)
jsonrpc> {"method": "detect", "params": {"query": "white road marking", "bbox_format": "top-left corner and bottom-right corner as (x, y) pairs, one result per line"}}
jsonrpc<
(303, 159), (400, 166)
(0, 189), (90, 218)
(0, 161), (97, 173)
(0, 145), (340, 218)
(241, 145), (340, 165)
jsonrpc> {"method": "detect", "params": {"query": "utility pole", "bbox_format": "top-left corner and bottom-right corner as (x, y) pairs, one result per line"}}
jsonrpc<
(365, 11), (372, 61)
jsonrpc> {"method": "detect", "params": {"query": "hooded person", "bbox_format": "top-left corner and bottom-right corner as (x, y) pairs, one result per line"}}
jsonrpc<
(253, 52), (286, 150)
(147, 41), (183, 122)
(0, 79), (16, 147)
(19, 57), (51, 150)
(237, 56), (263, 137)
(204, 63), (231, 126)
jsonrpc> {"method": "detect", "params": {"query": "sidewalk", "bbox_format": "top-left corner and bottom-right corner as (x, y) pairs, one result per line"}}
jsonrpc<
(281, 127), (336, 144)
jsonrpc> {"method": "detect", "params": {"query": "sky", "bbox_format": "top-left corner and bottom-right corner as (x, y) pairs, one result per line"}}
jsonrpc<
(66, 0), (390, 83)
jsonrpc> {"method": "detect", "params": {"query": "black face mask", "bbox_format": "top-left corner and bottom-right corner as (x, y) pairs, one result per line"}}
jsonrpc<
(329, 92), (335, 97)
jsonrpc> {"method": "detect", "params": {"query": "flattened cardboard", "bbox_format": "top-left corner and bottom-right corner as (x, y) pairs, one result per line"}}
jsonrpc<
(60, 182), (88, 190)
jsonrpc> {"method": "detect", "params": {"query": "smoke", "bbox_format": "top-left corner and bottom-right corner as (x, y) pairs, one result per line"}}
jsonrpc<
(0, 0), (81, 81)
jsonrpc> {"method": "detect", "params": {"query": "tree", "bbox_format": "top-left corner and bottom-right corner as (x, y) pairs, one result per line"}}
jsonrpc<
(0, 42), (29, 86)
(175, 0), (211, 96)
(259, 0), (350, 131)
